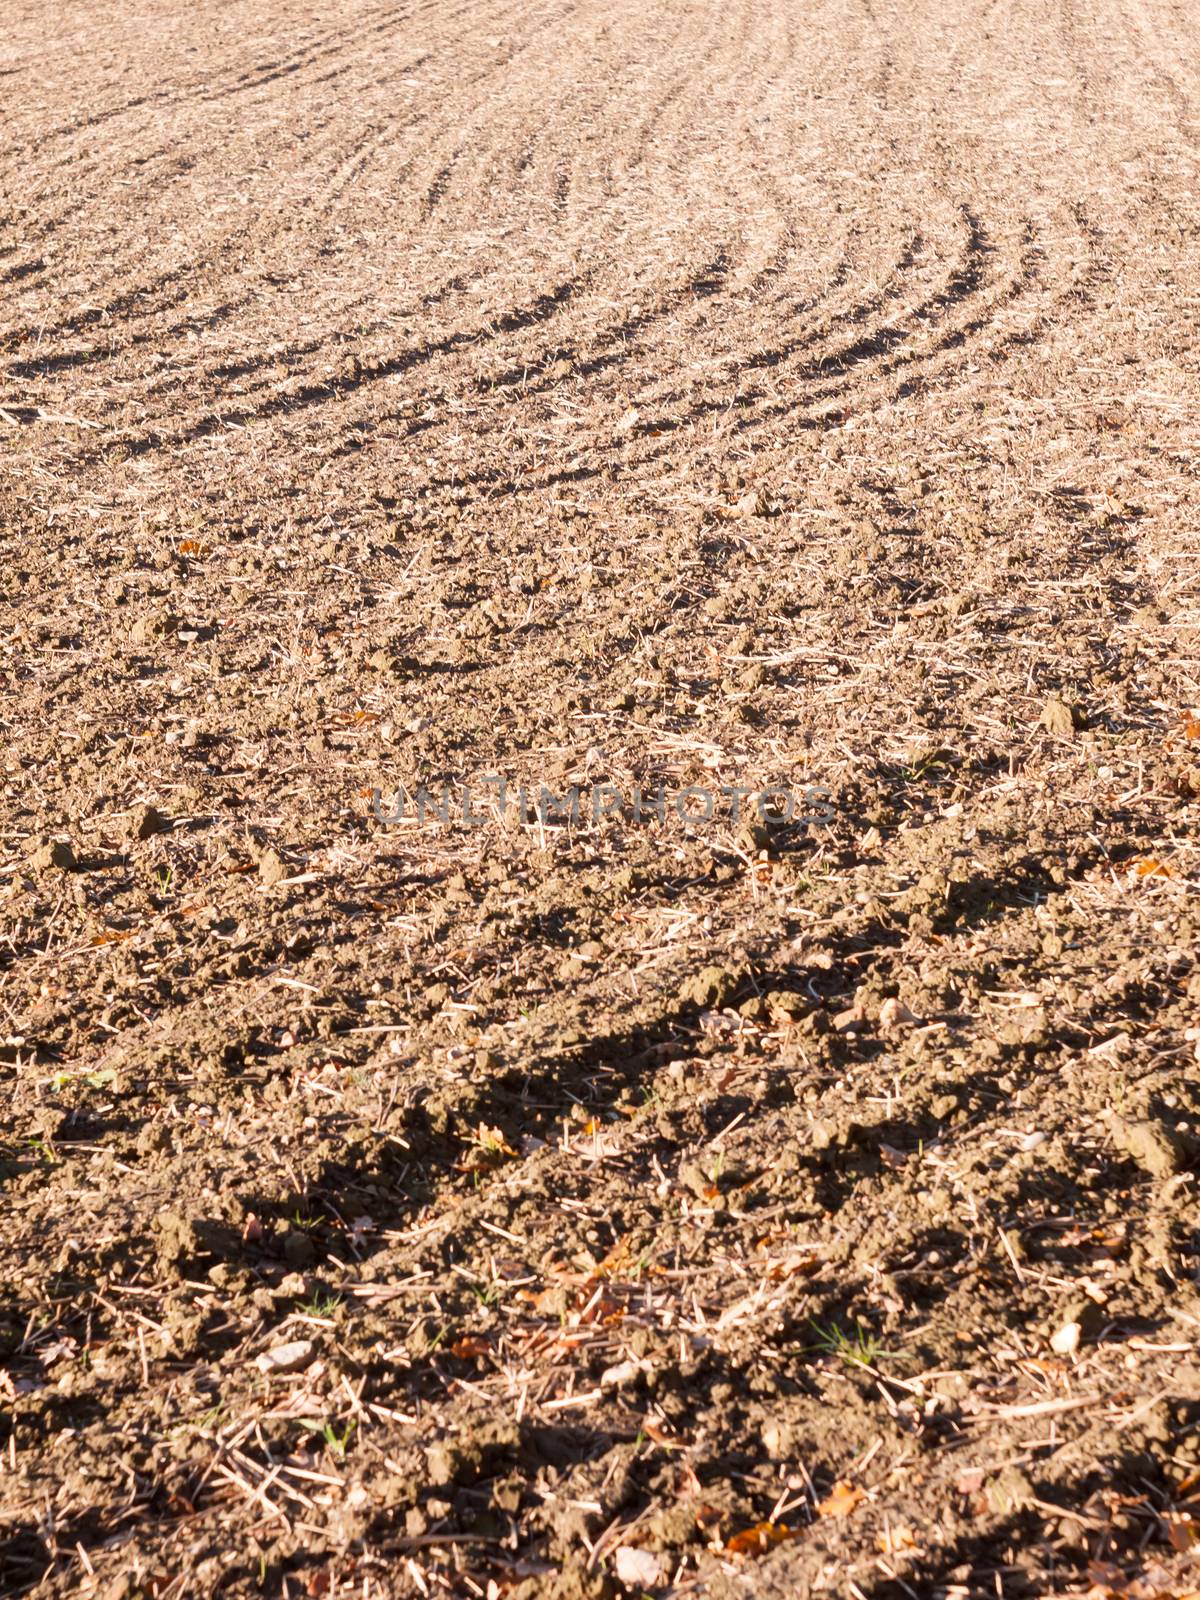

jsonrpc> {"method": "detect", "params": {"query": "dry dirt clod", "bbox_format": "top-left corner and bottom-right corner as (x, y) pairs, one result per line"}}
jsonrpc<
(129, 609), (178, 646)
(678, 965), (740, 1009)
(257, 847), (288, 885)
(1039, 696), (1083, 736)
(129, 802), (170, 840)
(28, 837), (77, 873)
(737, 819), (772, 853)
(985, 1468), (1036, 1516)
(1105, 1113), (1194, 1179)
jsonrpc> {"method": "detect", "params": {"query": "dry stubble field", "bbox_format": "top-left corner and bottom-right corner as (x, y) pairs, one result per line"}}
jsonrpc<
(3, 0), (1200, 1595)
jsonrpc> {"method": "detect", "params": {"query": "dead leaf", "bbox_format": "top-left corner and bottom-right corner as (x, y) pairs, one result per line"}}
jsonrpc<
(877, 1524), (917, 1555)
(765, 1251), (819, 1283)
(450, 1336), (491, 1360)
(1133, 857), (1175, 880)
(725, 1521), (798, 1556)
(817, 1480), (865, 1519)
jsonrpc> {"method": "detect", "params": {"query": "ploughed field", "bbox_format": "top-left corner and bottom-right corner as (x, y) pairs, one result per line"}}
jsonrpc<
(3, 0), (1200, 1595)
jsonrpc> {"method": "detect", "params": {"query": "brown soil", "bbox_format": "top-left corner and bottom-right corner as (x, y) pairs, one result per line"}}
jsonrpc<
(3, 0), (1200, 1596)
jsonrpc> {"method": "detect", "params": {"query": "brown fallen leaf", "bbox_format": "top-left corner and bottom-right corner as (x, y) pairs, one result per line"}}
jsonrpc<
(817, 1480), (865, 1519)
(765, 1251), (819, 1283)
(640, 1421), (684, 1450)
(1133, 857), (1175, 880)
(877, 1524), (917, 1555)
(725, 1521), (798, 1556)
(450, 1335), (491, 1360)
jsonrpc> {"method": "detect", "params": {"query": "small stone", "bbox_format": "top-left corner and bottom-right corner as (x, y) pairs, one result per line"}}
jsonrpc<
(1050, 1320), (1081, 1357)
(254, 1339), (316, 1375)
(879, 997), (920, 1031)
(600, 1358), (647, 1390)
(762, 1417), (795, 1458)
(615, 1548), (663, 1588)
